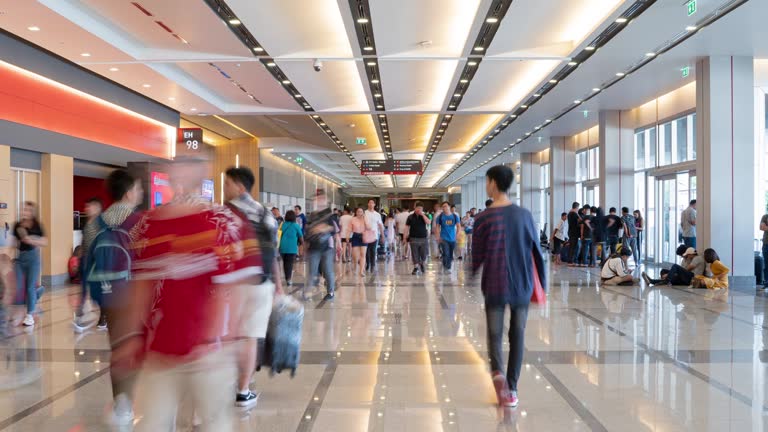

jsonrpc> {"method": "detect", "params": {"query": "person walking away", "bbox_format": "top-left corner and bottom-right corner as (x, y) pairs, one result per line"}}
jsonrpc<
(760, 212), (768, 289)
(385, 213), (396, 259)
(601, 247), (637, 286)
(120, 157), (262, 431)
(223, 166), (282, 408)
(620, 207), (637, 269)
(633, 210), (644, 263)
(552, 213), (568, 264)
(395, 207), (411, 261)
(349, 208), (369, 276)
(466, 208), (477, 253)
(339, 209), (353, 263)
(566, 202), (581, 266)
(406, 202), (430, 275)
(472, 165), (546, 408)
(279, 211), (303, 286)
(13, 202), (47, 327)
(435, 202), (461, 273)
(591, 207), (607, 267)
(74, 197), (102, 329)
(692, 248), (729, 289)
(681, 200), (697, 248)
(605, 208), (622, 255)
(579, 205), (593, 267)
(80, 169), (143, 424)
(364, 200), (384, 272)
(431, 203), (443, 259)
(305, 190), (337, 301)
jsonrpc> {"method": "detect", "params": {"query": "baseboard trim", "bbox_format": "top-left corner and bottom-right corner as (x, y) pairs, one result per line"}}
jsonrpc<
(42, 273), (69, 287)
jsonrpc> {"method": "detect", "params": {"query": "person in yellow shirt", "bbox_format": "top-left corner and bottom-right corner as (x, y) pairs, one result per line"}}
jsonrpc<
(693, 248), (729, 289)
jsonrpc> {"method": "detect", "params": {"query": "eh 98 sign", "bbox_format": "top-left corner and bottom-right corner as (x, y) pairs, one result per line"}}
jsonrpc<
(176, 128), (203, 157)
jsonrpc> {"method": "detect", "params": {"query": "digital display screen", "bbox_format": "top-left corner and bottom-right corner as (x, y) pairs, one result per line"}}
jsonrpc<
(150, 172), (174, 208)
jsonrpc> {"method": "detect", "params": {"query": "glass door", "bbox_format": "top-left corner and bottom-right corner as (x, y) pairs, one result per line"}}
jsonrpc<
(658, 176), (677, 263)
(653, 171), (696, 264)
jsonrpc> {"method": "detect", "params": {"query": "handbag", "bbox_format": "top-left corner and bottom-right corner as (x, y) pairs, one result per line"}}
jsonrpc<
(530, 253), (546, 304)
(362, 229), (376, 244)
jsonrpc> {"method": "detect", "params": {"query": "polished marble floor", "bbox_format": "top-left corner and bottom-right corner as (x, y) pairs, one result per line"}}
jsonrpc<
(1, 254), (768, 431)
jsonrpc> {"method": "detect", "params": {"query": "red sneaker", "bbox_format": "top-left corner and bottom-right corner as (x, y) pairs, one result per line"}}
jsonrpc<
(501, 390), (519, 407)
(492, 372), (508, 406)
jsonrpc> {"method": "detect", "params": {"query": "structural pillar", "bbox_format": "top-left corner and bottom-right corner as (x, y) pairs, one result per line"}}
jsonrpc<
(519, 152), (541, 229)
(41, 154), (73, 285)
(696, 56), (755, 283)
(598, 110), (634, 210)
(0, 145), (10, 243)
(549, 136), (576, 226)
(213, 137), (260, 204)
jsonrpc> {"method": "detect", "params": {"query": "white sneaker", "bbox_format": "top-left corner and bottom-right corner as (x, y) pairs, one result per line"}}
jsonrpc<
(110, 394), (134, 426)
(22, 314), (34, 327)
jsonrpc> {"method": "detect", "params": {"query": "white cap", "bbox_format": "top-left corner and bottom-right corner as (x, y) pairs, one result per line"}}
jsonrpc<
(683, 247), (696, 257)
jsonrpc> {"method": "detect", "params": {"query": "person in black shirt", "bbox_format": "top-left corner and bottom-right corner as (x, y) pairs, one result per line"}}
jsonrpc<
(605, 207), (622, 254)
(566, 202), (581, 265)
(405, 201), (430, 275)
(591, 207), (607, 266)
(13, 201), (47, 327)
(579, 205), (593, 267)
(305, 190), (336, 301)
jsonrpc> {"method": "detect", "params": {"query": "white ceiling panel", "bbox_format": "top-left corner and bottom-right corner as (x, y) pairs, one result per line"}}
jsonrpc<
(370, 0), (483, 57)
(387, 114), (439, 152)
(437, 114), (504, 152)
(322, 114), (381, 151)
(228, 0), (354, 58)
(278, 60), (369, 111)
(460, 60), (562, 112)
(380, 60), (458, 111)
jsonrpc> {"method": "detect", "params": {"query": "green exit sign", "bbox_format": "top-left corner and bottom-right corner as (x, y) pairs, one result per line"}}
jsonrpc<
(356, 137), (367, 145)
(295, 156), (304, 163)
(686, 0), (697, 16)
(681, 66), (690, 78)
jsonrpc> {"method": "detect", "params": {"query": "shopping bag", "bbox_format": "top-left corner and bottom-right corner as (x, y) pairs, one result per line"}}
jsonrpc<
(530, 253), (546, 304)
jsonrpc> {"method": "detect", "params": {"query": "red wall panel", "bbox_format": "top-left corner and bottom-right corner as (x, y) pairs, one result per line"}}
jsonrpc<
(73, 176), (112, 214)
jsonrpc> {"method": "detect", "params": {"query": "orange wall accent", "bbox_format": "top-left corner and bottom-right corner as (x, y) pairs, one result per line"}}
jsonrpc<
(0, 60), (174, 158)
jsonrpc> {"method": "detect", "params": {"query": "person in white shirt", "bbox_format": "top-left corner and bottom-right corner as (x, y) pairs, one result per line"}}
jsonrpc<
(601, 247), (637, 286)
(339, 209), (353, 263)
(395, 207), (411, 260)
(364, 199), (385, 272)
(551, 212), (568, 264)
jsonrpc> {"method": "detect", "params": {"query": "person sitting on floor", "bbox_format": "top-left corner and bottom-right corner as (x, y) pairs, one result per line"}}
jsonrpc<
(642, 246), (707, 287)
(601, 246), (637, 286)
(692, 248), (729, 290)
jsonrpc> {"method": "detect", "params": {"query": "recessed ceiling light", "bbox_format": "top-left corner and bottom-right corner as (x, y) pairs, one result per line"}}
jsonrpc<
(685, 25), (697, 31)
(109, 67), (119, 72)
(446, 114), (452, 118)
(568, 61), (578, 66)
(282, 79), (291, 84)
(168, 97), (175, 101)
(364, 46), (374, 51)
(266, 62), (276, 67)
(81, 52), (91, 57)
(615, 17), (628, 23)
(645, 52), (656, 57)
(357, 17), (369, 23)
(27, 26), (40, 31)
(460, 79), (468, 83)
(377, 105), (383, 108)
(253, 47), (264, 52)
(474, 46), (484, 52)
(525, 132), (531, 136)
(367, 61), (377, 66)
(142, 84), (151, 88)
(190, 108), (197, 111)
(593, 87), (601, 92)
(454, 93), (462, 97)
(486, 17), (499, 23)
(371, 79), (379, 83)
(295, 94), (302, 98)
(549, 79), (558, 84)
(533, 93), (541, 97)
(312, 115), (320, 118)
(379, 114), (385, 117)
(574, 99), (582, 104)
(616, 72), (625, 77)
(585, 46), (596, 51)
(545, 119), (552, 123)
(520, 105), (527, 109)
(374, 93), (382, 97)
(228, 19), (241, 25)
(510, 114), (517, 118)
(449, 104), (455, 108)
(467, 61), (477, 66)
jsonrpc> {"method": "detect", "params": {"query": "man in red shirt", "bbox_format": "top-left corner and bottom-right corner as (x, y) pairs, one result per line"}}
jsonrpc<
(117, 157), (262, 431)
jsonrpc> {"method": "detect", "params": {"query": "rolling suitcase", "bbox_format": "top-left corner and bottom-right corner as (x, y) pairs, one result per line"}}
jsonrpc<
(256, 295), (304, 377)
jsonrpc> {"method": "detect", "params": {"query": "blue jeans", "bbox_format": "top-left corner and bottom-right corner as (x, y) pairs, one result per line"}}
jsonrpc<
(580, 239), (593, 266)
(15, 250), (41, 314)
(683, 237), (696, 249)
(623, 237), (637, 260)
(762, 244), (768, 286)
(439, 240), (456, 269)
(308, 248), (335, 296)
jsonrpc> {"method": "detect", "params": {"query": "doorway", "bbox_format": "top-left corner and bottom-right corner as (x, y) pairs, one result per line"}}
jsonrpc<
(649, 171), (696, 264)
(9, 168), (41, 223)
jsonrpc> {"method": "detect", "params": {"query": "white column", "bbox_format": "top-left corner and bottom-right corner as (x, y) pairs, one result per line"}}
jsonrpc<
(519, 152), (541, 229)
(598, 110), (634, 210)
(696, 56), (755, 282)
(475, 172), (486, 208)
(549, 136), (576, 226)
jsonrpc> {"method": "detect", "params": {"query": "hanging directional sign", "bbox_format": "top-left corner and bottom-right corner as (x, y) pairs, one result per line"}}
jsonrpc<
(361, 160), (423, 176)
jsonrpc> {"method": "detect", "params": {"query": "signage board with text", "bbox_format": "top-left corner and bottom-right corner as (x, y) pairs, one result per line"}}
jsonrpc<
(361, 160), (423, 176)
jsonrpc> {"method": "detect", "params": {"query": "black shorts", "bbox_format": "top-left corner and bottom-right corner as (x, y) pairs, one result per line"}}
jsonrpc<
(341, 238), (348, 243)
(398, 233), (404, 241)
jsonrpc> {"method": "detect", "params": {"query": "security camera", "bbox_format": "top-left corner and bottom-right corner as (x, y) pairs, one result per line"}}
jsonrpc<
(313, 59), (323, 72)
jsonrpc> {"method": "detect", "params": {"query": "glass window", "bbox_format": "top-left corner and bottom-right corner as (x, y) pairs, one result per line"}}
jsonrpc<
(540, 164), (550, 188)
(690, 113), (697, 160)
(576, 151), (588, 182)
(635, 132), (645, 170)
(588, 147), (599, 180)
(660, 122), (673, 165)
(648, 127), (657, 167)
(676, 117), (688, 163)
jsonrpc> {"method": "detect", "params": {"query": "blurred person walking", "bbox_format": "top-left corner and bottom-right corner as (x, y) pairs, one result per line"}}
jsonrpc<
(13, 202), (47, 327)
(406, 202), (430, 275)
(305, 190), (337, 301)
(364, 200), (384, 272)
(472, 165), (545, 408)
(279, 210), (303, 286)
(122, 157), (262, 431)
(349, 208), (370, 276)
(73, 197), (102, 331)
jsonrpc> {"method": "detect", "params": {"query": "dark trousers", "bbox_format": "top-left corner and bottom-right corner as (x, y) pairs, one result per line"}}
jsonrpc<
(683, 236), (697, 249)
(366, 239), (378, 271)
(580, 239), (593, 266)
(635, 231), (643, 263)
(607, 236), (619, 255)
(440, 241), (456, 269)
(667, 264), (694, 286)
(486, 304), (529, 391)
(281, 253), (296, 282)
(410, 238), (427, 268)
(101, 282), (136, 399)
(568, 237), (581, 263)
(593, 241), (606, 266)
(762, 244), (768, 286)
